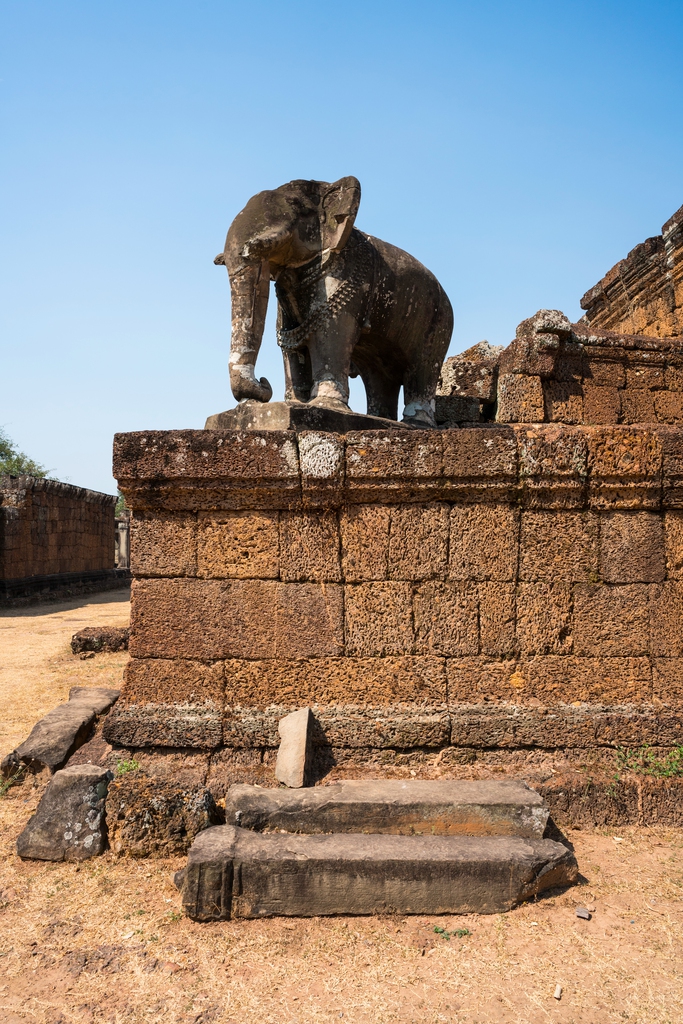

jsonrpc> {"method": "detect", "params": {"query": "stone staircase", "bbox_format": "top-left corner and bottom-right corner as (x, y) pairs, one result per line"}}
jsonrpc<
(176, 779), (578, 921)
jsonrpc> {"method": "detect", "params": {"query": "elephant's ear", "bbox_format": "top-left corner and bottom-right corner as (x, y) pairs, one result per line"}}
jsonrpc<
(321, 176), (361, 252)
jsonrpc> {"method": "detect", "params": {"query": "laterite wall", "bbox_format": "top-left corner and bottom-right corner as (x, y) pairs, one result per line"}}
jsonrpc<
(104, 426), (683, 763)
(1, 477), (117, 589)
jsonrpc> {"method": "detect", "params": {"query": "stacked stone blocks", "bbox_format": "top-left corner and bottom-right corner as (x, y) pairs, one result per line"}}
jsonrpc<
(106, 426), (683, 757)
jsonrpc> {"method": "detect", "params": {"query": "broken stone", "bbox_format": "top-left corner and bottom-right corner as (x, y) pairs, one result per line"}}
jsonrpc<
(275, 708), (312, 788)
(180, 826), (578, 920)
(106, 771), (221, 857)
(71, 627), (130, 654)
(7, 688), (120, 774)
(16, 764), (112, 861)
(225, 779), (549, 837)
(575, 906), (591, 920)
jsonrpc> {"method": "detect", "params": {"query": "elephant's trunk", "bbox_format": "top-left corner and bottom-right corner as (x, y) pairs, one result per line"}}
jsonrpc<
(226, 257), (273, 403)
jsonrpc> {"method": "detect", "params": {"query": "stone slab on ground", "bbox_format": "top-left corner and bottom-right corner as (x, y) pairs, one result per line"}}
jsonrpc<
(180, 825), (577, 920)
(275, 708), (312, 788)
(71, 627), (130, 654)
(205, 400), (411, 433)
(16, 763), (112, 862)
(225, 779), (549, 837)
(8, 687), (121, 773)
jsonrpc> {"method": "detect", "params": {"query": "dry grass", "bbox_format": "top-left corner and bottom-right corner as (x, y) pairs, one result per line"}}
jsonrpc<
(1, 592), (682, 1023)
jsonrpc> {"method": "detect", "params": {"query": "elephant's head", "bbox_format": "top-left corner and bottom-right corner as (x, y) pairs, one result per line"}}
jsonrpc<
(214, 176), (361, 402)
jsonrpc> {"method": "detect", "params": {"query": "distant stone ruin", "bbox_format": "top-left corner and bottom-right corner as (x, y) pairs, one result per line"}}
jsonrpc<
(0, 476), (127, 604)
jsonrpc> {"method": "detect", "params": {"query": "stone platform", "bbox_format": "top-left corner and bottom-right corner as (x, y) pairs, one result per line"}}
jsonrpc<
(105, 424), (683, 779)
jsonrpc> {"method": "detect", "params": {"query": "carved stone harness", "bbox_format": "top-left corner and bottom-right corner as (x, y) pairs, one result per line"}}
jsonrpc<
(276, 238), (375, 352)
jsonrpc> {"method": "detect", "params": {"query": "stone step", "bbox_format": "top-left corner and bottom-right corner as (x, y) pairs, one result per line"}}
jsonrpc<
(225, 779), (549, 838)
(179, 825), (577, 920)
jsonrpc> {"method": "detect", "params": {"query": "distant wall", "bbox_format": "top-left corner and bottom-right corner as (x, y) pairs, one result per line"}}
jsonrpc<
(0, 476), (126, 602)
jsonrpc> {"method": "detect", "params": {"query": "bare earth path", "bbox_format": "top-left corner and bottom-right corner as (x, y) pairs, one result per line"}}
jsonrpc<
(1, 592), (682, 1024)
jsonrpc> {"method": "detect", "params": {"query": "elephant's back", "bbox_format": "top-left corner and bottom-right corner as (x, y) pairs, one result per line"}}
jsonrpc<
(362, 233), (452, 339)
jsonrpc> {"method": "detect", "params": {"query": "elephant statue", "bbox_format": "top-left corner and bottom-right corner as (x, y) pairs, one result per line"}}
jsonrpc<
(214, 176), (453, 426)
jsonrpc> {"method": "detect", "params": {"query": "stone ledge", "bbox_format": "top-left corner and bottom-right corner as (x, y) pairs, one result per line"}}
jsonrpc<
(114, 425), (680, 512)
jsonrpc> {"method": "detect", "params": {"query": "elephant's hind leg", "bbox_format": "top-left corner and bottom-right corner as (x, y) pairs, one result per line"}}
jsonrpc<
(360, 369), (401, 421)
(402, 288), (454, 426)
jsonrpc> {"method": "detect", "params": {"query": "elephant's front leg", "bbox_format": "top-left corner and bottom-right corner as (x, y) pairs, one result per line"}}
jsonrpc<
(282, 347), (313, 402)
(307, 311), (360, 408)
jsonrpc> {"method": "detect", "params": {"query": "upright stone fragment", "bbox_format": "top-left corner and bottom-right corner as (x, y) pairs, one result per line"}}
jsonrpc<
(16, 764), (112, 862)
(275, 708), (312, 788)
(179, 826), (578, 920)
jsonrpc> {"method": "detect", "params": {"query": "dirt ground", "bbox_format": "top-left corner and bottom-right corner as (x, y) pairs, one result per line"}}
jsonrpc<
(1, 592), (682, 1024)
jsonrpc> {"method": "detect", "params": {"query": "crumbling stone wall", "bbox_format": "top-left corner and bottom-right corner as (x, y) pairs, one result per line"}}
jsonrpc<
(1, 476), (118, 600)
(437, 313), (683, 427)
(580, 204), (683, 338)
(105, 428), (683, 764)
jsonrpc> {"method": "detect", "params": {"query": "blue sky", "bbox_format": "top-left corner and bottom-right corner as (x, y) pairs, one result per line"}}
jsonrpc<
(2, 0), (682, 493)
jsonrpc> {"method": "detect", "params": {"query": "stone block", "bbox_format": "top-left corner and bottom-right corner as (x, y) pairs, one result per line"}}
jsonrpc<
(345, 431), (442, 501)
(516, 583), (572, 655)
(525, 656), (652, 702)
(129, 578), (343, 660)
(180, 826), (577, 920)
(440, 428), (518, 500)
(279, 511), (341, 582)
(650, 582), (683, 657)
(652, 659), (683, 701)
(17, 764), (111, 861)
(197, 511), (279, 579)
(535, 771), (641, 828)
(339, 505), (390, 581)
(600, 511), (665, 583)
(626, 365), (665, 390)
(225, 779), (549, 837)
(447, 659), (530, 701)
(449, 504), (519, 581)
(496, 374), (545, 423)
(664, 511), (683, 577)
(478, 583), (516, 656)
(103, 701), (223, 749)
(222, 704), (450, 749)
(582, 386), (621, 425)
(517, 427), (588, 508)
(434, 395), (481, 424)
(275, 708), (312, 788)
(114, 430), (301, 511)
(13, 688), (120, 773)
(544, 381), (584, 424)
(345, 582), (413, 656)
(654, 391), (683, 424)
(275, 583), (344, 658)
(106, 771), (220, 856)
(130, 511), (197, 577)
(298, 431), (345, 505)
(120, 658), (225, 706)
(224, 657), (446, 706)
(519, 511), (599, 581)
(413, 582), (478, 656)
(573, 583), (651, 656)
(388, 504), (449, 580)
(665, 366), (683, 391)
(587, 428), (662, 508)
(129, 578), (277, 659)
(620, 389), (656, 424)
(583, 358), (625, 388)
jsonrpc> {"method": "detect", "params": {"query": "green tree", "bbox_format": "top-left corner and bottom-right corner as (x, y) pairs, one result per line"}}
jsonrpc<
(0, 428), (47, 477)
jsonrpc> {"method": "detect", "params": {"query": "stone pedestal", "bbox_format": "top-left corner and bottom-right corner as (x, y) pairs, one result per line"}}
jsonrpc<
(104, 424), (683, 784)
